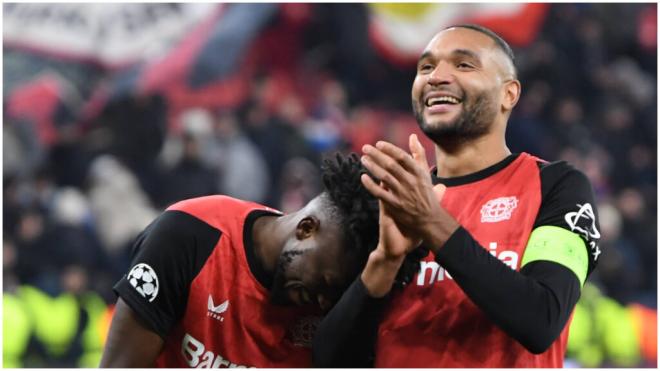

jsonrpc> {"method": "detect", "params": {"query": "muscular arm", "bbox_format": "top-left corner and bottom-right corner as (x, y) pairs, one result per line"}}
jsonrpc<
(101, 209), (222, 367)
(100, 298), (164, 367)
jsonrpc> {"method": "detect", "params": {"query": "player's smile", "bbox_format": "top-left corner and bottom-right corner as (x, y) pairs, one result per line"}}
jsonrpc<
(421, 89), (465, 121)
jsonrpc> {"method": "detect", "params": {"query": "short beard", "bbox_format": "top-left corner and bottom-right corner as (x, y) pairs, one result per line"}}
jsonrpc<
(269, 249), (303, 305)
(413, 91), (497, 149)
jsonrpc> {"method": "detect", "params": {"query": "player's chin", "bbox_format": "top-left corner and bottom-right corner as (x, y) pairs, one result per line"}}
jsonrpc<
(424, 107), (460, 122)
(422, 116), (456, 132)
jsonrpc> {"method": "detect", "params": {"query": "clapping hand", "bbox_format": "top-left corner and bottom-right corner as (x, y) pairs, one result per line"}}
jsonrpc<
(360, 134), (447, 249)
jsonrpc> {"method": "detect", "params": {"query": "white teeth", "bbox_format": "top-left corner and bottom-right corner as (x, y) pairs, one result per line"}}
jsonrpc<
(426, 96), (460, 106)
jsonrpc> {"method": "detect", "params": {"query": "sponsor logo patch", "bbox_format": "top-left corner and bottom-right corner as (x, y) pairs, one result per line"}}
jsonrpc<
(207, 295), (229, 322)
(565, 203), (601, 261)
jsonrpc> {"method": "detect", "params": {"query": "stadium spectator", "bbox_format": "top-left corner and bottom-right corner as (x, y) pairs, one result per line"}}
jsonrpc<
(87, 155), (159, 263)
(158, 122), (219, 207)
(212, 110), (270, 203)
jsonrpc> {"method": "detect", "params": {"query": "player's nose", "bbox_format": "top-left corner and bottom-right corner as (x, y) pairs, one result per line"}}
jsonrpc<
(428, 61), (454, 85)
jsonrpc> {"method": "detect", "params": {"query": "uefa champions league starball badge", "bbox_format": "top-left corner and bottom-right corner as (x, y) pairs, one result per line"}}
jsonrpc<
(127, 263), (160, 302)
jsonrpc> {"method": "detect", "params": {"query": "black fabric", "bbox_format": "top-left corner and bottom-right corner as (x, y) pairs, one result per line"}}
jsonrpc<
(243, 209), (283, 289)
(431, 153), (519, 187)
(435, 227), (581, 354)
(312, 276), (389, 368)
(114, 210), (221, 339)
(312, 249), (582, 367)
(312, 155), (600, 366)
(536, 161), (601, 274)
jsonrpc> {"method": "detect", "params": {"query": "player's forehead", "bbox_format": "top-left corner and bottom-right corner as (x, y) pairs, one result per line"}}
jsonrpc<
(420, 27), (498, 61)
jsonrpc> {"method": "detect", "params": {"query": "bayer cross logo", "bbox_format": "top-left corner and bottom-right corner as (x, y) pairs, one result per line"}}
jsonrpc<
(288, 316), (321, 348)
(127, 263), (159, 302)
(480, 196), (519, 223)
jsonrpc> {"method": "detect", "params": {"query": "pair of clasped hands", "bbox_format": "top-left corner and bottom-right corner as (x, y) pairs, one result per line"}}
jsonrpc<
(359, 134), (453, 297)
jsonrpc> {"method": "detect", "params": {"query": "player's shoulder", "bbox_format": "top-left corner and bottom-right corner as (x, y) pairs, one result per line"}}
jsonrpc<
(168, 195), (248, 213)
(166, 195), (282, 233)
(536, 157), (583, 178)
(531, 157), (593, 198)
(139, 208), (221, 251)
(168, 195), (275, 222)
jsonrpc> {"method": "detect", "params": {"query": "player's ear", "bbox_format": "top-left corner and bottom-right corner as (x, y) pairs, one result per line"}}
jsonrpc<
(296, 216), (320, 240)
(502, 79), (521, 112)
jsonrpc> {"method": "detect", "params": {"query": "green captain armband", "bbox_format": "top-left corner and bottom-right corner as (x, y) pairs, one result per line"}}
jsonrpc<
(521, 226), (589, 286)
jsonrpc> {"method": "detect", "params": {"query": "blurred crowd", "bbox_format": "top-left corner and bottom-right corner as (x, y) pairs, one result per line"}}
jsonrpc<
(3, 3), (657, 368)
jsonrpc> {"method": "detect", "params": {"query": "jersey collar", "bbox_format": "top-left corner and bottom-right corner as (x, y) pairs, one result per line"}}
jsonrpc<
(431, 153), (520, 187)
(243, 209), (282, 290)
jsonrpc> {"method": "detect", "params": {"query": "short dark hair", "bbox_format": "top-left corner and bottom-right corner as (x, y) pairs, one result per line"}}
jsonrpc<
(321, 153), (379, 263)
(447, 24), (516, 75)
(321, 152), (426, 288)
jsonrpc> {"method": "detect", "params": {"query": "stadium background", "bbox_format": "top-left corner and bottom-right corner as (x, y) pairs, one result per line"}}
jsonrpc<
(2, 3), (657, 367)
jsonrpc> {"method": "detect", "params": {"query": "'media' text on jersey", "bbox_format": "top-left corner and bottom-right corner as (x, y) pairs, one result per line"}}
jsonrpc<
(416, 242), (519, 286)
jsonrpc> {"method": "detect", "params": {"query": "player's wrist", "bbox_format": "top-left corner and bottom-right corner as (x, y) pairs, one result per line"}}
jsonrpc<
(422, 211), (461, 252)
(361, 249), (405, 298)
(374, 243), (408, 262)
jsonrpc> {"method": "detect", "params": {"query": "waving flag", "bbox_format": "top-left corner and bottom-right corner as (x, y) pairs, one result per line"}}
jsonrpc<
(368, 3), (549, 66)
(138, 3), (279, 115)
(3, 3), (216, 67)
(5, 3), (284, 136)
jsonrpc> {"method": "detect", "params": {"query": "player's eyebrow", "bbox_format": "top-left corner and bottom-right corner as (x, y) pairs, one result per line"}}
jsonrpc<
(417, 51), (433, 66)
(451, 48), (481, 61)
(417, 48), (482, 66)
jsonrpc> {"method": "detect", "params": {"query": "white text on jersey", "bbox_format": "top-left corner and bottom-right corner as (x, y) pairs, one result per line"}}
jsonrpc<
(182, 333), (251, 368)
(416, 242), (519, 286)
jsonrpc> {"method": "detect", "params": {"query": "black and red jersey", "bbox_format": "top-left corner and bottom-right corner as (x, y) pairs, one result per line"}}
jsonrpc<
(374, 153), (600, 367)
(314, 153), (601, 368)
(114, 196), (322, 368)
